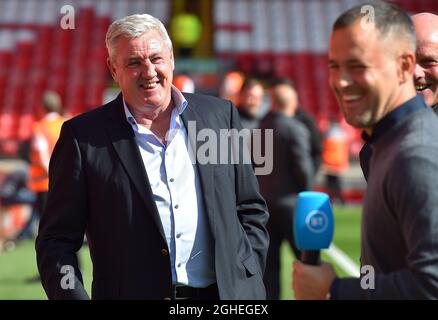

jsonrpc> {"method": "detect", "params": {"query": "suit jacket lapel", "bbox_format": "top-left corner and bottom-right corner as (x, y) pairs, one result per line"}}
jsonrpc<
(180, 99), (216, 238)
(104, 94), (166, 241)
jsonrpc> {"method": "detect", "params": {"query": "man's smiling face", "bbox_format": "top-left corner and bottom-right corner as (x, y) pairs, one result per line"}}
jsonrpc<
(107, 30), (175, 113)
(413, 13), (438, 107)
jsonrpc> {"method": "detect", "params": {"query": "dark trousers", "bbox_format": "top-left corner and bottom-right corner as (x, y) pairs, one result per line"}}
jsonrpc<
(173, 283), (219, 300)
(326, 174), (345, 204)
(15, 192), (45, 240)
(263, 201), (301, 300)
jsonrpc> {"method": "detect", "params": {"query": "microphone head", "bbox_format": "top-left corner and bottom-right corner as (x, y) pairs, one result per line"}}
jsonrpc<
(294, 191), (334, 250)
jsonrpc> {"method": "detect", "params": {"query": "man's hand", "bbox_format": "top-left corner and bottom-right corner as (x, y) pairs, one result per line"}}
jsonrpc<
(292, 260), (337, 300)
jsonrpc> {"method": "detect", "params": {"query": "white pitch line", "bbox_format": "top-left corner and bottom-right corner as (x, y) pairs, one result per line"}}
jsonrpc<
(323, 244), (360, 277)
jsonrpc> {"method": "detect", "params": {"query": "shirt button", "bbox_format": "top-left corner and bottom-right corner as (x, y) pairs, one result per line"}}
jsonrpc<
(177, 263), (181, 268)
(170, 178), (174, 182)
(161, 249), (169, 256)
(174, 204), (179, 209)
(176, 233), (182, 239)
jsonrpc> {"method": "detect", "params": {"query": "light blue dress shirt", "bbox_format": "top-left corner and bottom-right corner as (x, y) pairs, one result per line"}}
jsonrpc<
(123, 87), (215, 287)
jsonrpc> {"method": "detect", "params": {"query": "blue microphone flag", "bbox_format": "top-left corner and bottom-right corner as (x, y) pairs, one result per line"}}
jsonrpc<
(294, 191), (334, 250)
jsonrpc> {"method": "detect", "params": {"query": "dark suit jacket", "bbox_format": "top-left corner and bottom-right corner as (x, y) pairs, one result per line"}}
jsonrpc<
(257, 111), (313, 208)
(36, 93), (269, 300)
(334, 96), (438, 299)
(294, 109), (322, 174)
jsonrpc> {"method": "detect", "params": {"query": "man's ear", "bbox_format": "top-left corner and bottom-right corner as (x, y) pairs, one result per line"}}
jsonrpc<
(107, 57), (117, 82)
(398, 51), (416, 84)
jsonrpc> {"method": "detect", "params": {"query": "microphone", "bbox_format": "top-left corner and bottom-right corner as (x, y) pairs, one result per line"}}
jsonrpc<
(293, 191), (334, 265)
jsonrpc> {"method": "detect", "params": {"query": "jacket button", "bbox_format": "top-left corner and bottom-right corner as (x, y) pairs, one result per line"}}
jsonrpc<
(161, 249), (169, 256)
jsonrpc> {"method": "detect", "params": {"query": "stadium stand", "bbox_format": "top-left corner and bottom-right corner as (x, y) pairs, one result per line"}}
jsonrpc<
(0, 0), (170, 147)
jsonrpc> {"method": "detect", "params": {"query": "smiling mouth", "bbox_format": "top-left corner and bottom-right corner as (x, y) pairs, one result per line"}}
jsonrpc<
(416, 84), (431, 92)
(341, 94), (364, 102)
(139, 81), (159, 89)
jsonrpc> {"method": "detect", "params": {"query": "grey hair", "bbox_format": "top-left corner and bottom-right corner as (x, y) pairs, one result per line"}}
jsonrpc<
(105, 14), (173, 62)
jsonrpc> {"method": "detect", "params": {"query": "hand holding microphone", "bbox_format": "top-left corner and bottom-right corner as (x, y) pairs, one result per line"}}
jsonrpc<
(294, 191), (334, 265)
(292, 191), (337, 299)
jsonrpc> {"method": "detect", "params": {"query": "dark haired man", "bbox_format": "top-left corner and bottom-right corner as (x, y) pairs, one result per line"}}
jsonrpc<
(293, 1), (438, 299)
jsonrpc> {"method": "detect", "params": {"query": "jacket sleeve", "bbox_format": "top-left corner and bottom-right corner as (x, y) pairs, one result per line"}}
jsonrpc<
(35, 122), (90, 300)
(229, 102), (270, 274)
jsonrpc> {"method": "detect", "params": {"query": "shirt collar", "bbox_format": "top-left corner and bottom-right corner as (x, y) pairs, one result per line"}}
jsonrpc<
(361, 95), (427, 143)
(123, 85), (188, 127)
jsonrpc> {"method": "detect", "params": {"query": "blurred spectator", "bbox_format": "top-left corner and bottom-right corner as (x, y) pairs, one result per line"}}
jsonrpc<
(219, 70), (244, 106)
(173, 74), (195, 93)
(322, 119), (349, 205)
(412, 13), (438, 114)
(237, 78), (265, 130)
(19, 91), (68, 278)
(28, 91), (67, 227)
(257, 81), (313, 300)
(0, 168), (35, 253)
(271, 79), (323, 177)
(170, 3), (202, 58)
(0, 140), (20, 158)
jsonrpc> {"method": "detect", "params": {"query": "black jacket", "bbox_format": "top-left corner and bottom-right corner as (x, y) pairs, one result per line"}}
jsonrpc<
(36, 93), (269, 300)
(257, 111), (313, 207)
(294, 109), (322, 174)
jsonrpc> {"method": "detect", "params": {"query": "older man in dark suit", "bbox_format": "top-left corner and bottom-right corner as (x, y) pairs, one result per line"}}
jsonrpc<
(36, 13), (269, 300)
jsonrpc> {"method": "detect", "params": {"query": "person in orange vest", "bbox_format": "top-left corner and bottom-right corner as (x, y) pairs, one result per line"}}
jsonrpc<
(219, 70), (245, 106)
(28, 91), (67, 220)
(19, 91), (68, 278)
(0, 91), (66, 254)
(322, 119), (349, 205)
(173, 74), (195, 93)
